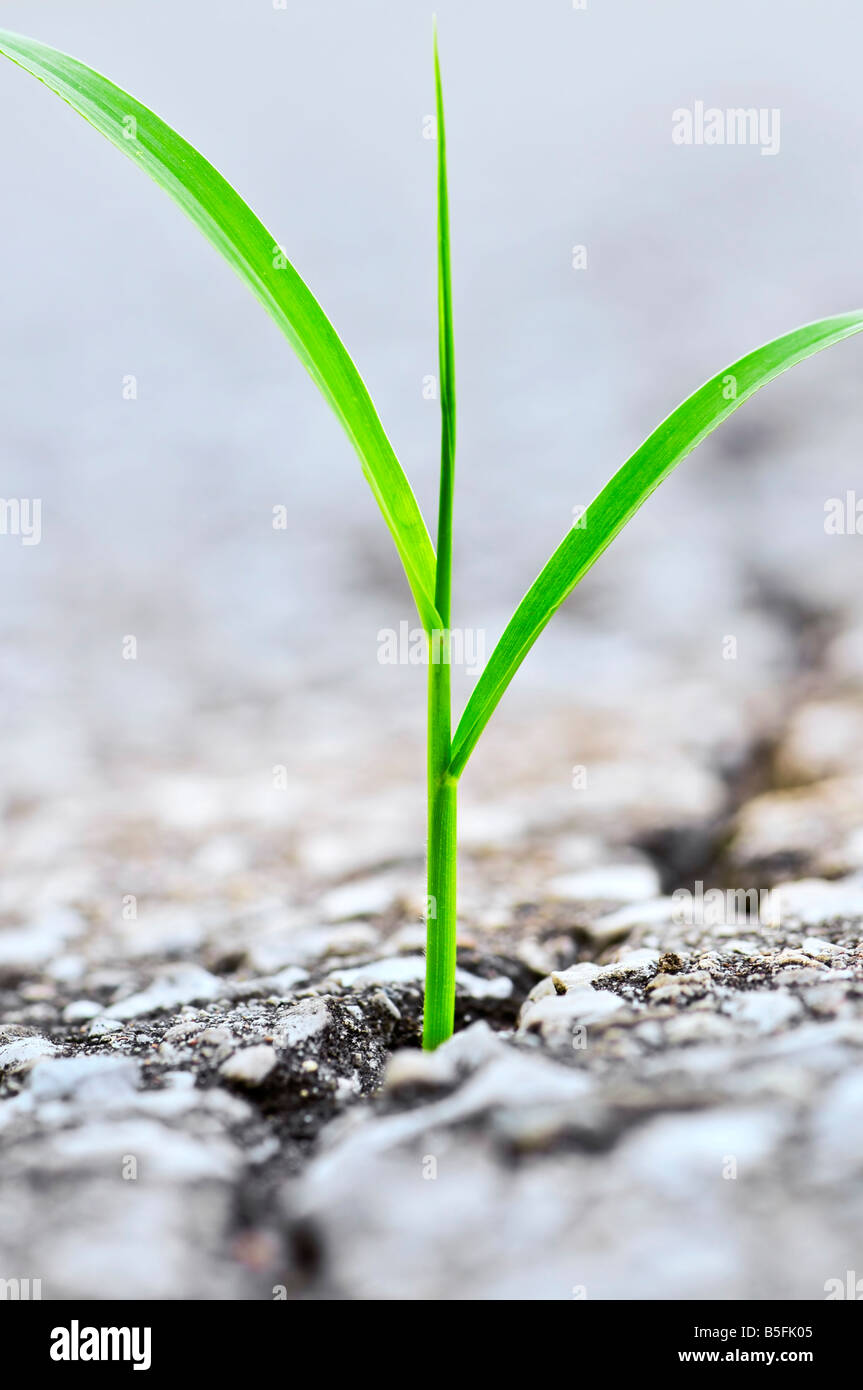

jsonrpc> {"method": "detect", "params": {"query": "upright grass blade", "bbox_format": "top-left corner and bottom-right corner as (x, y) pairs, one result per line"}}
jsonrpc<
(432, 19), (457, 628)
(0, 27), (440, 631)
(424, 22), (458, 1050)
(449, 311), (863, 778)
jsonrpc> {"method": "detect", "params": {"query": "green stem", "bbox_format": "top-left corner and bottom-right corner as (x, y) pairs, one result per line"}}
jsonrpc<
(423, 21), (458, 1050)
(424, 644), (457, 1049)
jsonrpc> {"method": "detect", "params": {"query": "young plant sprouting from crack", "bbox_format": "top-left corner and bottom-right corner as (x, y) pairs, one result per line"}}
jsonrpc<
(2, 24), (862, 1048)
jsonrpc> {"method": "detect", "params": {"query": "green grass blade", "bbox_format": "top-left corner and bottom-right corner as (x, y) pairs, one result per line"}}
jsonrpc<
(432, 20), (456, 628)
(449, 310), (863, 778)
(0, 27), (440, 631)
(424, 23), (458, 1051)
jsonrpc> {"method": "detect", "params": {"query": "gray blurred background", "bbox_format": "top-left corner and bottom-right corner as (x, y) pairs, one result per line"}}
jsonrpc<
(1, 0), (862, 864)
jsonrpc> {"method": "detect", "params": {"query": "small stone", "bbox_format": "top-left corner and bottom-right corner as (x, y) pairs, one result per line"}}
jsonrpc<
(773, 950), (822, 969)
(644, 982), (679, 1005)
(663, 1013), (736, 1045)
(371, 989), (401, 1020)
(658, 951), (685, 973)
(87, 1017), (123, 1036)
(161, 1070), (197, 1091)
(519, 986), (627, 1040)
(232, 965), (308, 1000)
(275, 997), (331, 1048)
(799, 982), (852, 1019)
(594, 949), (661, 979)
(647, 969), (711, 993)
(318, 874), (400, 921)
(0, 1035), (55, 1072)
(646, 972), (676, 993)
(387, 923), (426, 953)
(199, 1026), (234, 1046)
(515, 938), (560, 977)
(774, 966), (825, 987)
(62, 999), (103, 1024)
(587, 897), (677, 946)
(549, 962), (602, 995)
(108, 965), (226, 1021)
(328, 956), (426, 988)
(219, 1045), (278, 1087)
(47, 954), (86, 984)
(801, 937), (841, 961)
(435, 1018), (507, 1071)
(383, 1048), (454, 1092)
(0, 905), (84, 969)
(725, 989), (801, 1034)
(547, 863), (661, 905)
(19, 981), (55, 1003)
(162, 1020), (202, 1043)
(29, 1054), (138, 1104)
(633, 1019), (665, 1046)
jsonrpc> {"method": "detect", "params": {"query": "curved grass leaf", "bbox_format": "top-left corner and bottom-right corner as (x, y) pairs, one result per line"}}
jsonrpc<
(0, 27), (440, 630)
(449, 311), (863, 778)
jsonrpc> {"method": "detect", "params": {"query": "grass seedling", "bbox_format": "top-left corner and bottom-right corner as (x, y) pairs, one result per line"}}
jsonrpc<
(2, 25), (861, 1048)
